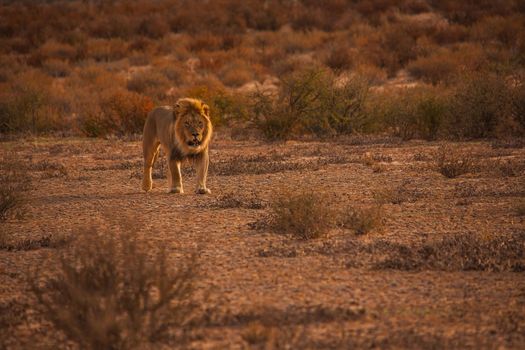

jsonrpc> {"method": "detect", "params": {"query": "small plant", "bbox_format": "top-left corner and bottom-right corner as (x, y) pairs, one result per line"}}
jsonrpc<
(340, 205), (383, 235)
(436, 146), (475, 178)
(269, 191), (336, 239)
(30, 223), (200, 349)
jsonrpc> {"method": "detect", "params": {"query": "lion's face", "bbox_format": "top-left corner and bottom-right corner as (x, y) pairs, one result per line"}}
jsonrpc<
(180, 112), (208, 148)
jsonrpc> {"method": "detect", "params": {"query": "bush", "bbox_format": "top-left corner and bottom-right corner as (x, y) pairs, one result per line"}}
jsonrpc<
(0, 70), (65, 133)
(127, 70), (171, 99)
(80, 90), (153, 136)
(252, 68), (369, 139)
(435, 145), (476, 178)
(30, 223), (200, 349)
(448, 72), (511, 138)
(269, 191), (336, 240)
(370, 87), (449, 140)
(340, 205), (383, 235)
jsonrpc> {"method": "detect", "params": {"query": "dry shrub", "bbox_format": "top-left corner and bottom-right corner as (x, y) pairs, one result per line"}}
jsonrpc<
(436, 145), (476, 178)
(81, 90), (153, 136)
(0, 69), (66, 133)
(28, 40), (78, 66)
(340, 205), (383, 235)
(218, 60), (256, 87)
(375, 231), (525, 272)
(127, 69), (171, 99)
(470, 15), (523, 47)
(448, 71), (511, 138)
(323, 44), (353, 71)
(0, 157), (31, 222)
(374, 180), (421, 204)
(407, 44), (487, 85)
(30, 223), (200, 349)
(269, 191), (337, 240)
(137, 15), (170, 39)
(85, 38), (129, 62)
(41, 58), (71, 78)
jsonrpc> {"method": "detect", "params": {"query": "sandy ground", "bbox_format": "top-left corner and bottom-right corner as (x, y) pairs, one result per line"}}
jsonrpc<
(1, 135), (524, 349)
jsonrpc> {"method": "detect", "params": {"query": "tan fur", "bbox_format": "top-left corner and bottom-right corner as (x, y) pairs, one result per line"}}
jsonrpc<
(142, 98), (213, 194)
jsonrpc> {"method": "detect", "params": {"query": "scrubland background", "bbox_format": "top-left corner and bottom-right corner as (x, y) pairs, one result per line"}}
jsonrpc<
(1, 0), (524, 140)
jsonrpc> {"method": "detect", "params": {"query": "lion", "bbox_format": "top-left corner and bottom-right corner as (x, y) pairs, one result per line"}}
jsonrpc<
(142, 98), (213, 194)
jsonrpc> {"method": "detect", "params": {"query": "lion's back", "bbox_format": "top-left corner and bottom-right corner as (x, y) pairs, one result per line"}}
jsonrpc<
(144, 106), (175, 145)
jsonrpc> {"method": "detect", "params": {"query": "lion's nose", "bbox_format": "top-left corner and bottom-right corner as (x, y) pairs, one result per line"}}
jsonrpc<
(192, 133), (199, 138)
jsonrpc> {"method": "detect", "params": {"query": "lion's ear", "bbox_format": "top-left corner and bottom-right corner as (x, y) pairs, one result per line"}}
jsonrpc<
(202, 104), (210, 117)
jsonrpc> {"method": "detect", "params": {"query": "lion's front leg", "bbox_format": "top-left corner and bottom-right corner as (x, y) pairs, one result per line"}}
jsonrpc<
(168, 159), (184, 194)
(195, 149), (211, 194)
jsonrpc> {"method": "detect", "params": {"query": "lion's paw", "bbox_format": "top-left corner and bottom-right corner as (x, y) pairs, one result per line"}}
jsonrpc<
(142, 181), (152, 192)
(167, 187), (184, 194)
(196, 188), (211, 195)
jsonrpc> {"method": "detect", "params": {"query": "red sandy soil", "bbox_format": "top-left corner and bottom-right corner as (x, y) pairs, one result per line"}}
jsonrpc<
(1, 135), (524, 349)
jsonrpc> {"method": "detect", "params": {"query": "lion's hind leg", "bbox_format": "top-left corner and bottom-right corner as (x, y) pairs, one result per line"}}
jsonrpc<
(142, 141), (160, 192)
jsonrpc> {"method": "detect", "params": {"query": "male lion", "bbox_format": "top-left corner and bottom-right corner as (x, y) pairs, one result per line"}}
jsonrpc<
(142, 98), (213, 194)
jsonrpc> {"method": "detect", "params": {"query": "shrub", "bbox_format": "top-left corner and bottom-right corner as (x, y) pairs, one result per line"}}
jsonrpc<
(30, 223), (200, 349)
(0, 70), (65, 133)
(127, 70), (171, 99)
(85, 38), (129, 62)
(218, 60), (256, 87)
(77, 90), (153, 137)
(252, 68), (369, 139)
(448, 72), (511, 138)
(340, 205), (383, 235)
(436, 145), (476, 178)
(370, 87), (449, 140)
(269, 191), (337, 240)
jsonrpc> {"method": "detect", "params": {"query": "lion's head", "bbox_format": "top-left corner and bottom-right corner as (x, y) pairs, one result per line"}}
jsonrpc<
(174, 98), (212, 154)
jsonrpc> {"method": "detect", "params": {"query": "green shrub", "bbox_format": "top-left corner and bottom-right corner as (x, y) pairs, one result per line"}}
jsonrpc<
(370, 87), (449, 140)
(252, 68), (369, 139)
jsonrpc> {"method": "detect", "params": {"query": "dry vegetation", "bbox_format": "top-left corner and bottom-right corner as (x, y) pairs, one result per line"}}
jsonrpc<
(0, 0), (524, 139)
(29, 223), (200, 349)
(1, 138), (524, 348)
(1, 1), (525, 349)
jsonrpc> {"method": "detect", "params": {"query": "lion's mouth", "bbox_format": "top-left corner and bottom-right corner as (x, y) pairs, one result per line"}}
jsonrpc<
(187, 139), (201, 147)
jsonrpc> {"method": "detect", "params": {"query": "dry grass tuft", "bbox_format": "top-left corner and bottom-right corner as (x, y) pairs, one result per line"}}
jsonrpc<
(269, 191), (337, 240)
(29, 223), (200, 349)
(436, 146), (476, 178)
(340, 205), (383, 235)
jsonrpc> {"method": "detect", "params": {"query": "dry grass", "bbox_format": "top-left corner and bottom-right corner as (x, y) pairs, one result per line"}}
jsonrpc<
(340, 205), (383, 235)
(374, 232), (525, 272)
(268, 191), (337, 240)
(29, 223), (200, 349)
(436, 146), (476, 178)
